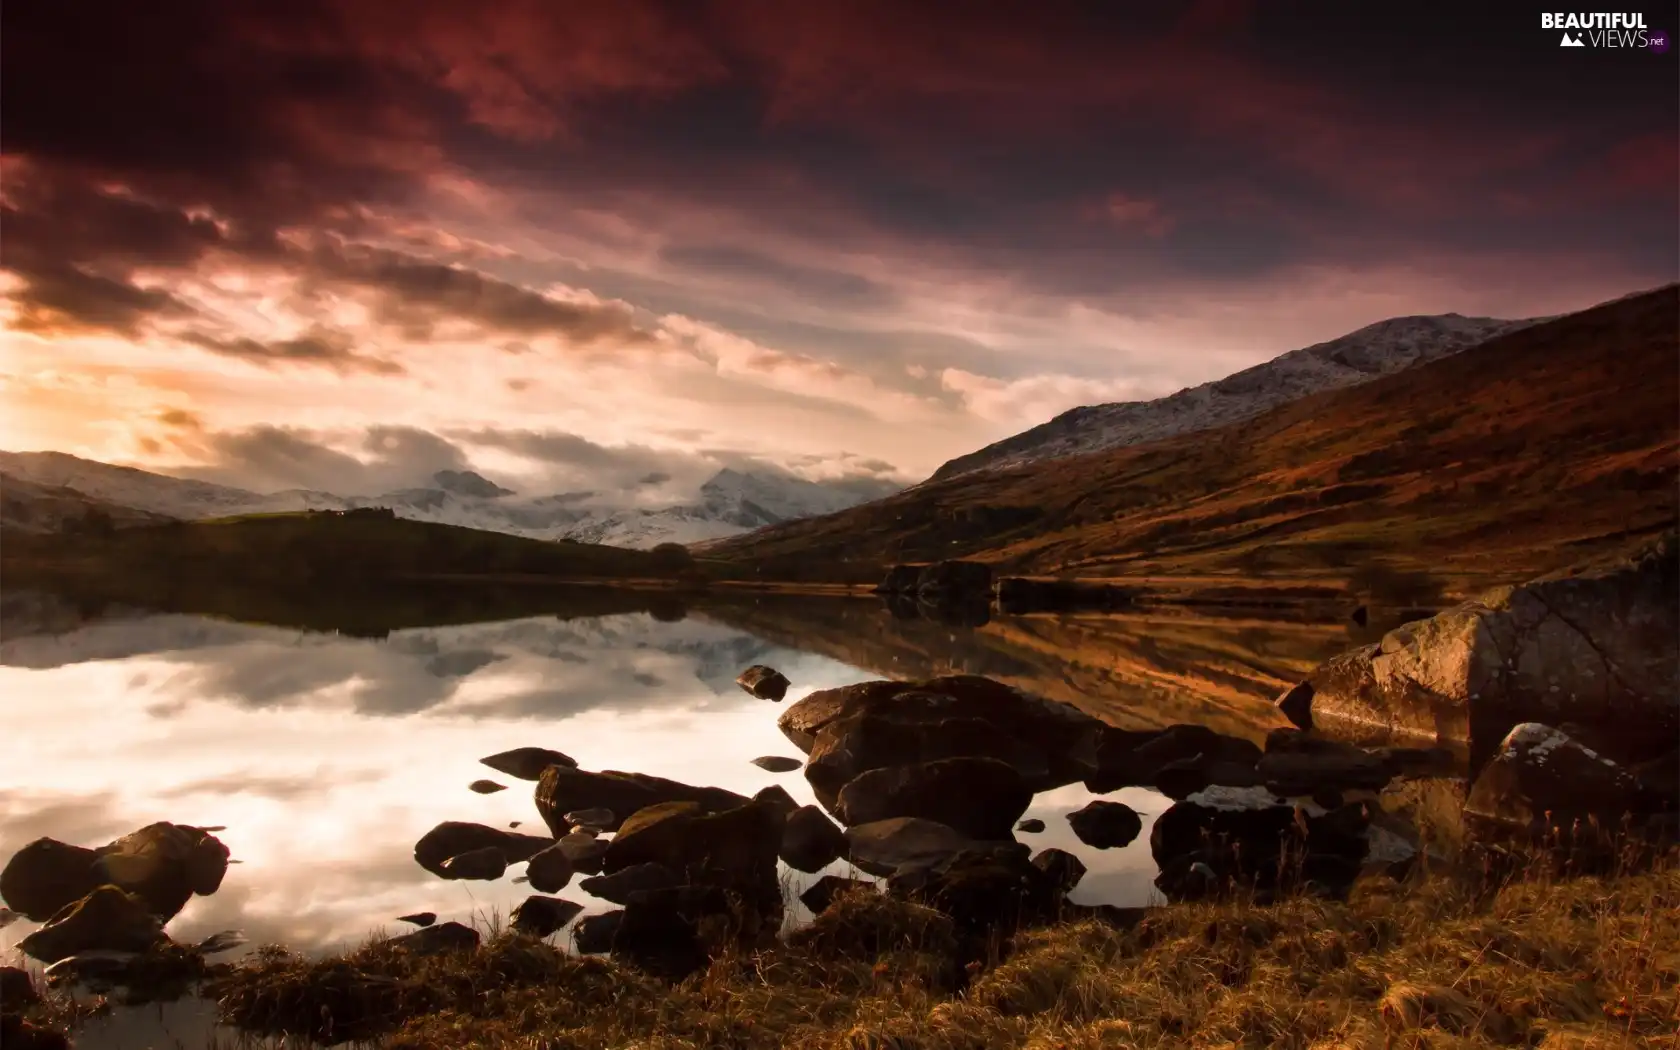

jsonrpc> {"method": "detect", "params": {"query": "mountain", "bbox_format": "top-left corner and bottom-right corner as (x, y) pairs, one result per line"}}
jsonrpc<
(0, 453), (899, 549)
(704, 284), (1679, 591)
(930, 313), (1535, 482)
(0, 471), (179, 533)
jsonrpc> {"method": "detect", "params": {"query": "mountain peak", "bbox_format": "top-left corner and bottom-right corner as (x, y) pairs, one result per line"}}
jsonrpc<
(432, 470), (514, 498)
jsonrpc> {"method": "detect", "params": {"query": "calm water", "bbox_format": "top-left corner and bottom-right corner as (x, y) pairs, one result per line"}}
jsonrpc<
(0, 587), (1364, 1048)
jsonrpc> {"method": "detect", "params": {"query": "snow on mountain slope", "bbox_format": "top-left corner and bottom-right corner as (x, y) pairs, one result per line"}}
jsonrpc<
(929, 313), (1539, 482)
(0, 452), (899, 548)
(0, 471), (179, 532)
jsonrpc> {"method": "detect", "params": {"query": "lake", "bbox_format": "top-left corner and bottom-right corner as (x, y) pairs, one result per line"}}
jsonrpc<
(0, 586), (1371, 1048)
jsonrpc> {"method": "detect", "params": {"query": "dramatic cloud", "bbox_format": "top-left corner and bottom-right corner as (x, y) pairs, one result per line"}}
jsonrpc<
(1, 0), (1673, 481)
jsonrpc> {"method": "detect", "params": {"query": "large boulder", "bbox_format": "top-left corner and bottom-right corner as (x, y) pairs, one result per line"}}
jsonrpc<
(781, 675), (1102, 794)
(780, 805), (848, 873)
(1067, 801), (1143, 849)
(1291, 542), (1679, 762)
(534, 766), (748, 836)
(1, 823), (229, 923)
(601, 798), (787, 918)
(832, 758), (1031, 839)
(1465, 723), (1663, 835)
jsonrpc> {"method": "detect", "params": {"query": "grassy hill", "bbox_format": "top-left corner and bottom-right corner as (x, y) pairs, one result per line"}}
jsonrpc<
(0, 509), (700, 594)
(705, 285), (1679, 591)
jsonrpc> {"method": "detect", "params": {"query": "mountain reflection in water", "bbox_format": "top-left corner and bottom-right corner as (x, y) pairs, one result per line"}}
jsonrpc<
(0, 587), (1370, 1046)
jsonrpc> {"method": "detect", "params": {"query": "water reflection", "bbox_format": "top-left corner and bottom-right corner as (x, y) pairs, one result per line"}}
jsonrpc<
(2, 586), (1375, 1046)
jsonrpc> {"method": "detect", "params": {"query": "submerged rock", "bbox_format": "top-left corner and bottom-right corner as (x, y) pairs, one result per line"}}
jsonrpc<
(468, 779), (508, 795)
(736, 665), (792, 702)
(1016, 818), (1046, 833)
(751, 755), (803, 773)
(479, 747), (578, 781)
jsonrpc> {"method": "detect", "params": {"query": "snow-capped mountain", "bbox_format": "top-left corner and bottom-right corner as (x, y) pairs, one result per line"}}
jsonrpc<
(0, 451), (900, 548)
(928, 313), (1540, 482)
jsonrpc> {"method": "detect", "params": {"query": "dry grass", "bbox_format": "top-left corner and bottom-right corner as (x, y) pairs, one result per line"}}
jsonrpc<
(117, 849), (1675, 1050)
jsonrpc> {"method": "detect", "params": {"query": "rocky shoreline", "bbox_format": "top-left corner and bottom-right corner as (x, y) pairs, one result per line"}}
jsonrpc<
(2, 540), (1674, 1048)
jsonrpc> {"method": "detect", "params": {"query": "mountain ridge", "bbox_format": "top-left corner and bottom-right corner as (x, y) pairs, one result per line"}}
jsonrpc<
(929, 311), (1537, 482)
(0, 452), (899, 549)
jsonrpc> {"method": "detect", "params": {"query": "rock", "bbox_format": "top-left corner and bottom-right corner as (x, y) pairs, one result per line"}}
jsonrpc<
(479, 747), (577, 781)
(572, 911), (623, 954)
(1276, 682), (1315, 730)
(579, 863), (681, 905)
(1, 964), (41, 1009)
(873, 564), (922, 594)
(0, 839), (102, 922)
(1299, 544), (1679, 761)
(525, 844), (575, 893)
(602, 799), (786, 920)
(1350, 605), (1369, 627)
(534, 766), (748, 836)
(1067, 801), (1143, 849)
(468, 779), (507, 794)
(781, 805), (849, 873)
(557, 833), (609, 875)
(751, 784), (800, 821)
(790, 676), (1099, 798)
(563, 807), (615, 830)
(395, 912), (436, 927)
(845, 817), (982, 878)
(1150, 791), (1371, 902)
(413, 822), (551, 878)
(439, 847), (507, 881)
(736, 665), (792, 702)
(1154, 759), (1264, 800)
(1030, 848), (1087, 891)
(2, 824), (230, 924)
(610, 886), (728, 980)
(799, 875), (875, 915)
(388, 921), (479, 955)
(18, 886), (167, 964)
(1465, 723), (1659, 835)
(1016, 818), (1046, 833)
(916, 560), (993, 598)
(511, 896), (583, 938)
(751, 755), (803, 773)
(832, 757), (1031, 839)
(888, 845), (1063, 935)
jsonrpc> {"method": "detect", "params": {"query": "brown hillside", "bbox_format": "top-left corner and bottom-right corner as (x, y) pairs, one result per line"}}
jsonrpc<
(707, 285), (1679, 589)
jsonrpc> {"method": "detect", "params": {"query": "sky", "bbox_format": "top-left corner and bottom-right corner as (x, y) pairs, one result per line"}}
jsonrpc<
(1, 0), (1675, 498)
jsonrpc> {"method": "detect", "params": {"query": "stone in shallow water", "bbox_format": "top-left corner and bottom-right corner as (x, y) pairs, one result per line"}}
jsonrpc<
(535, 766), (746, 836)
(468, 779), (507, 794)
(563, 807), (615, 830)
(1067, 801), (1143, 850)
(1016, 818), (1046, 833)
(440, 847), (508, 881)
(736, 664), (792, 702)
(395, 912), (436, 928)
(580, 863), (681, 905)
(1030, 848), (1087, 891)
(750, 755), (803, 773)
(781, 805), (848, 874)
(844, 817), (981, 878)
(388, 921), (478, 955)
(413, 822), (550, 878)
(511, 895), (583, 938)
(479, 747), (577, 781)
(525, 844), (575, 894)
(833, 757), (1032, 840)
(18, 886), (167, 964)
